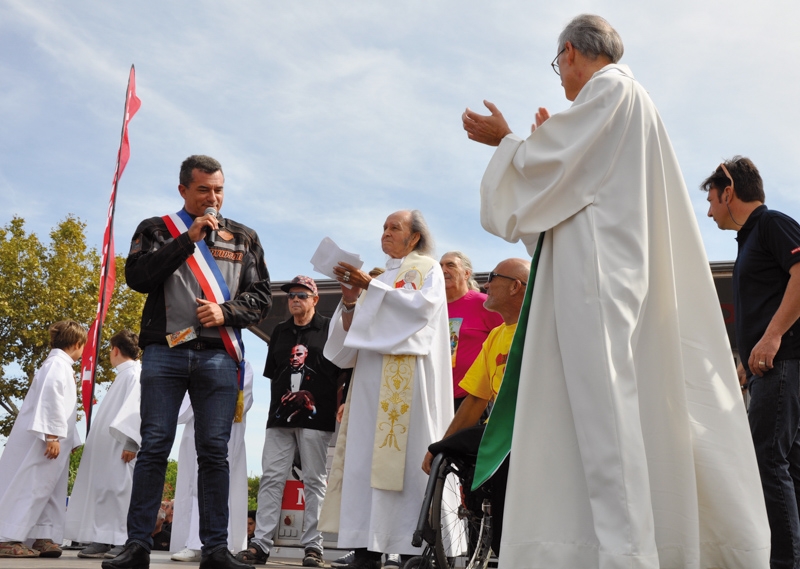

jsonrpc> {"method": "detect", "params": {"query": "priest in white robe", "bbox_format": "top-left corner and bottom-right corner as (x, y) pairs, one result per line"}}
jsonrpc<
(170, 361), (253, 559)
(65, 330), (142, 555)
(462, 14), (771, 569)
(322, 210), (454, 569)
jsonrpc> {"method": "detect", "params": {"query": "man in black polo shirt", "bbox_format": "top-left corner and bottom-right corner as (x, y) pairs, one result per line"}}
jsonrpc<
(702, 156), (800, 569)
(237, 276), (340, 568)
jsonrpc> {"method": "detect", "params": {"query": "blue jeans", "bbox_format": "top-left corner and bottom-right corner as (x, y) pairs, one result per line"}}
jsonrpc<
(749, 359), (800, 569)
(126, 344), (238, 555)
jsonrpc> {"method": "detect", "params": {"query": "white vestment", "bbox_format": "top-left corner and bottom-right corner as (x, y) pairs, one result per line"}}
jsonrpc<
(65, 359), (142, 545)
(324, 257), (454, 554)
(170, 362), (253, 552)
(0, 349), (82, 543)
(480, 64), (770, 569)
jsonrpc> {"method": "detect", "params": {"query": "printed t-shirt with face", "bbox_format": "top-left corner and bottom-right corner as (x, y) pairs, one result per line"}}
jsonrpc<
(264, 312), (340, 431)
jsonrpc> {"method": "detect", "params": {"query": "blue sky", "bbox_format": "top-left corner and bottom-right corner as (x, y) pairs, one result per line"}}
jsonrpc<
(2, 0), (799, 474)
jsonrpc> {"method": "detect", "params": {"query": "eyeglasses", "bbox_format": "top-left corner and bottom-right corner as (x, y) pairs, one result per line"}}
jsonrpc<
(551, 47), (566, 76)
(487, 272), (527, 286)
(287, 292), (314, 300)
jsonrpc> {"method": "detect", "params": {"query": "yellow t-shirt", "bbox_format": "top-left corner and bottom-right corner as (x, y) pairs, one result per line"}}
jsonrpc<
(458, 322), (517, 402)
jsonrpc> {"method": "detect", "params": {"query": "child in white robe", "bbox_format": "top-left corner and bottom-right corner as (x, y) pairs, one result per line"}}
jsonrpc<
(64, 329), (142, 558)
(0, 320), (87, 559)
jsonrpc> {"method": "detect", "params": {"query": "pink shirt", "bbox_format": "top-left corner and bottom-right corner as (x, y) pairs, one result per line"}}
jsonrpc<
(447, 290), (504, 399)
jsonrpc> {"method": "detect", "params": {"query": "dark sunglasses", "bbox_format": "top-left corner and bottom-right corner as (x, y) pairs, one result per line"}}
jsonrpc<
(487, 272), (527, 286)
(287, 292), (314, 300)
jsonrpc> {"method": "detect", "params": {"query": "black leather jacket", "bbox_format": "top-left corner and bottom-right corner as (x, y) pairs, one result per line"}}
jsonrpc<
(125, 211), (272, 349)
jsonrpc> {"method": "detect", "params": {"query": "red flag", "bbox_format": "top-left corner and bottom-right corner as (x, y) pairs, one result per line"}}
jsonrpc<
(80, 65), (141, 432)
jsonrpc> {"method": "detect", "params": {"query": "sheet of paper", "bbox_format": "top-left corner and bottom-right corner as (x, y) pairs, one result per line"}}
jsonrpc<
(310, 237), (364, 288)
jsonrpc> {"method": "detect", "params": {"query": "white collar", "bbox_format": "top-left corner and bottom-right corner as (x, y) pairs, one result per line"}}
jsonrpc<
(115, 359), (140, 373)
(386, 257), (404, 270)
(50, 348), (77, 365)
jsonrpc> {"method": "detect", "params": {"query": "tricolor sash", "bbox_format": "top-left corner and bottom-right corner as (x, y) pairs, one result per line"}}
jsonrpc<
(162, 210), (247, 422)
(472, 232), (545, 489)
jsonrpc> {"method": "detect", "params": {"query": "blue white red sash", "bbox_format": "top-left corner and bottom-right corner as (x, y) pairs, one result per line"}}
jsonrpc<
(162, 211), (246, 418)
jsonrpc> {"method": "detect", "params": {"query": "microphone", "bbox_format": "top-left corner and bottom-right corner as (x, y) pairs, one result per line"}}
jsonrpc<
(203, 207), (218, 246)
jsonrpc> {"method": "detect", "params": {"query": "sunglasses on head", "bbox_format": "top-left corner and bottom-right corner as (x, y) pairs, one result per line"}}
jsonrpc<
(719, 162), (734, 192)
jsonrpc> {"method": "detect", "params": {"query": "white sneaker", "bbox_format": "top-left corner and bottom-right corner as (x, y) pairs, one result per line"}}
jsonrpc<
(384, 553), (402, 567)
(171, 548), (201, 562)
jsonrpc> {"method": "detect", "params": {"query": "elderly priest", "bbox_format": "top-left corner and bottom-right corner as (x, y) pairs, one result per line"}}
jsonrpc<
(462, 13), (770, 569)
(320, 209), (454, 569)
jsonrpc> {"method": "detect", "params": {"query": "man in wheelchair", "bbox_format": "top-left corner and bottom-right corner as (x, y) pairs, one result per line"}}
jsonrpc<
(421, 258), (530, 557)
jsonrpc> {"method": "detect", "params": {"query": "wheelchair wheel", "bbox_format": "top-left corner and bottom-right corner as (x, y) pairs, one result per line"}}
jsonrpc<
(430, 457), (492, 569)
(402, 552), (435, 569)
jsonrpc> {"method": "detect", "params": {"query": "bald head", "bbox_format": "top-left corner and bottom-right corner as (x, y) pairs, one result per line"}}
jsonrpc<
(484, 258), (531, 324)
(497, 258), (530, 282)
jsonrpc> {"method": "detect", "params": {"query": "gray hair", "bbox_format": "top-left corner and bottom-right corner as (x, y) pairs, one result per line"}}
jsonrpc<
(443, 251), (480, 291)
(409, 210), (434, 257)
(557, 14), (623, 63)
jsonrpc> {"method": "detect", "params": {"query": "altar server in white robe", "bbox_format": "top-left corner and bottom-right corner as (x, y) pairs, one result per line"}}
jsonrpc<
(0, 320), (86, 558)
(65, 330), (142, 557)
(322, 210), (454, 569)
(170, 361), (253, 560)
(462, 13), (770, 569)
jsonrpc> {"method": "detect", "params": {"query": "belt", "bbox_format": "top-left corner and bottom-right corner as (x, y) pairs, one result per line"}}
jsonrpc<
(173, 340), (224, 351)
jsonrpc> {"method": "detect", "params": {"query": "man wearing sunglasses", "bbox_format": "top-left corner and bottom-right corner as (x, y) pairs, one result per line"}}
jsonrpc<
(422, 257), (530, 556)
(702, 157), (800, 569)
(237, 276), (340, 568)
(462, 13), (769, 569)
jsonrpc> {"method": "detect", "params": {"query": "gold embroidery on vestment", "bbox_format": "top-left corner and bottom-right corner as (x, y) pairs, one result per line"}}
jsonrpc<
(378, 355), (414, 450)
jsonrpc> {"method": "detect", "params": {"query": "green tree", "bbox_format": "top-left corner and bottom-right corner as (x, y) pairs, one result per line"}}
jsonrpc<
(68, 445), (84, 495)
(248, 474), (260, 510)
(163, 459), (178, 500)
(0, 215), (145, 438)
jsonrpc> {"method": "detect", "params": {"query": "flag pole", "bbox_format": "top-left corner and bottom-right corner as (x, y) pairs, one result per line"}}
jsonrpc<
(81, 65), (140, 434)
